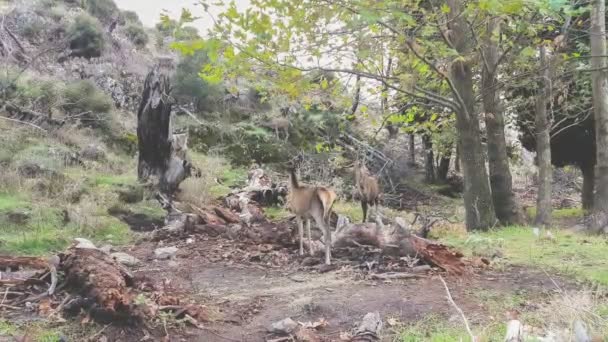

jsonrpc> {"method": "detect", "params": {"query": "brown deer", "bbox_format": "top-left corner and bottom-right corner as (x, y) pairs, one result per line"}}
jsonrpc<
(354, 160), (380, 223)
(288, 168), (336, 265)
(261, 117), (290, 141)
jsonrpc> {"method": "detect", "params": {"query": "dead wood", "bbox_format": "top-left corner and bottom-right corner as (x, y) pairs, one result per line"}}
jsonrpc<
(0, 256), (50, 270)
(409, 236), (466, 275)
(60, 247), (137, 323)
(351, 312), (382, 342)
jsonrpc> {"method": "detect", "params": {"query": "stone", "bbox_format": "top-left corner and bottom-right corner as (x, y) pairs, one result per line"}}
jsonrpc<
(80, 144), (106, 161)
(73, 238), (97, 249)
(154, 246), (178, 260)
(267, 317), (298, 334)
(110, 252), (141, 267)
(99, 244), (114, 254)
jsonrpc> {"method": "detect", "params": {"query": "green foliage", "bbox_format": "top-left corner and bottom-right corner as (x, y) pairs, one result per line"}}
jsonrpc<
(173, 49), (221, 112)
(84, 0), (119, 22)
(67, 14), (105, 59)
(62, 79), (112, 114)
(121, 10), (142, 25)
(124, 24), (149, 48)
(0, 193), (27, 212)
(395, 314), (505, 341)
(20, 17), (45, 39)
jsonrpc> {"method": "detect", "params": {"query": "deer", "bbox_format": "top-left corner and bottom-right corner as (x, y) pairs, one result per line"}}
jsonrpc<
(260, 117), (290, 141)
(354, 160), (381, 223)
(287, 167), (337, 265)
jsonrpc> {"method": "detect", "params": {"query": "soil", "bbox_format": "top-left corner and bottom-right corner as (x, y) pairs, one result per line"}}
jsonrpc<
(100, 235), (575, 342)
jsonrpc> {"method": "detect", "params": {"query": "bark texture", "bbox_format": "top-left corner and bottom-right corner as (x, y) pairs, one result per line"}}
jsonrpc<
(535, 45), (553, 227)
(422, 134), (435, 183)
(137, 65), (191, 194)
(582, 165), (595, 210)
(408, 134), (416, 165)
(437, 153), (451, 182)
(447, 0), (497, 230)
(481, 17), (524, 225)
(590, 0), (608, 233)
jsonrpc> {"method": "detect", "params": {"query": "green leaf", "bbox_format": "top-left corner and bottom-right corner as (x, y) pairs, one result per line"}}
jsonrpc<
(440, 4), (451, 13)
(320, 78), (329, 89)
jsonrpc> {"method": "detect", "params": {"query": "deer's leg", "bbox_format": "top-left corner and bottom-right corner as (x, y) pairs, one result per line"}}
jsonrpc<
(306, 219), (313, 256)
(361, 200), (368, 223)
(297, 216), (304, 256)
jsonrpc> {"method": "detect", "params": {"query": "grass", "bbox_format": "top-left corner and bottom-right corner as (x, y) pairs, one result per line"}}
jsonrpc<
(394, 315), (505, 342)
(439, 226), (608, 285)
(0, 193), (28, 212)
(264, 205), (291, 220)
(525, 206), (586, 221)
(92, 174), (137, 186)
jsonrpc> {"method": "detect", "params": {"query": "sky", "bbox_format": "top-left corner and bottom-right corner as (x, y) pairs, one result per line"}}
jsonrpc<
(113, 0), (250, 34)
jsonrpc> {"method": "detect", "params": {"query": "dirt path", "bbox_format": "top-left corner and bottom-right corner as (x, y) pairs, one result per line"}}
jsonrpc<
(122, 237), (570, 342)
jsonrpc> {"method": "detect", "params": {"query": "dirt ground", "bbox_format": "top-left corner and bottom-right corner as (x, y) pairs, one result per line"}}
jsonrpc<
(109, 235), (573, 342)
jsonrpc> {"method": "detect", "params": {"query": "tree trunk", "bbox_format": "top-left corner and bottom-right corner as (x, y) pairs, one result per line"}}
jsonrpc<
(350, 74), (361, 119)
(455, 143), (461, 172)
(423, 134), (435, 183)
(137, 65), (191, 195)
(408, 134), (416, 165)
(447, 0), (497, 230)
(582, 165), (595, 210)
(481, 17), (524, 225)
(590, 0), (608, 233)
(437, 154), (451, 182)
(535, 45), (553, 227)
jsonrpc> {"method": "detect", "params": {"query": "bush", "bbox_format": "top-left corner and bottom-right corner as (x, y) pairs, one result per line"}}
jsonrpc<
(62, 80), (112, 115)
(20, 17), (45, 39)
(84, 0), (119, 22)
(173, 50), (221, 112)
(49, 5), (67, 22)
(124, 24), (149, 48)
(67, 14), (105, 59)
(121, 10), (142, 25)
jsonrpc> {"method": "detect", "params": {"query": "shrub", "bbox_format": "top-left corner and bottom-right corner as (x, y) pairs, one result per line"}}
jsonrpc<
(49, 5), (67, 22)
(84, 0), (119, 22)
(121, 10), (142, 25)
(173, 50), (221, 112)
(62, 80), (112, 115)
(124, 24), (149, 48)
(67, 14), (105, 59)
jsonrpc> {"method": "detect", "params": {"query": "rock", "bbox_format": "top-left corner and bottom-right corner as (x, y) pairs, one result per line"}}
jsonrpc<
(186, 237), (195, 244)
(73, 238), (97, 249)
(267, 317), (298, 334)
(6, 210), (31, 225)
(99, 245), (114, 254)
(394, 217), (409, 231)
(154, 246), (178, 260)
(110, 252), (141, 267)
(80, 144), (106, 161)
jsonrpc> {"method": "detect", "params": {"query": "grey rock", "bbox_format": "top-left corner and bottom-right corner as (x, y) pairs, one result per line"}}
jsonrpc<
(154, 246), (178, 260)
(74, 238), (97, 249)
(111, 252), (141, 267)
(267, 317), (298, 334)
(99, 244), (114, 254)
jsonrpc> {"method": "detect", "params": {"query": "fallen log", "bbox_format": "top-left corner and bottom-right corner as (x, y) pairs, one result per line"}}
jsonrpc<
(369, 272), (424, 280)
(60, 247), (137, 323)
(351, 312), (382, 342)
(0, 256), (50, 270)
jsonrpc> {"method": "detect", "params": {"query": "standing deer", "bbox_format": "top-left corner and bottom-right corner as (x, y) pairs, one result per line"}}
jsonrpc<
(260, 117), (290, 141)
(288, 168), (336, 265)
(354, 160), (381, 223)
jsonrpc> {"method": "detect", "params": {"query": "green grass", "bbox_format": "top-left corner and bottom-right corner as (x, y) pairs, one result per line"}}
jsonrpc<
(525, 206), (586, 221)
(0, 193), (28, 212)
(395, 315), (504, 342)
(0, 205), (131, 256)
(264, 206), (290, 220)
(439, 226), (608, 285)
(92, 174), (137, 186)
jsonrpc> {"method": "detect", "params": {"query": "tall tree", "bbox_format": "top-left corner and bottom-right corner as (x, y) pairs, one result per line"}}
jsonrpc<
(481, 17), (524, 225)
(446, 0), (497, 229)
(590, 0), (608, 233)
(535, 45), (553, 227)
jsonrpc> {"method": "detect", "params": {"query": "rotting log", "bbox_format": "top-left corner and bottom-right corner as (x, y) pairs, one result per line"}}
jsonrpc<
(60, 247), (137, 323)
